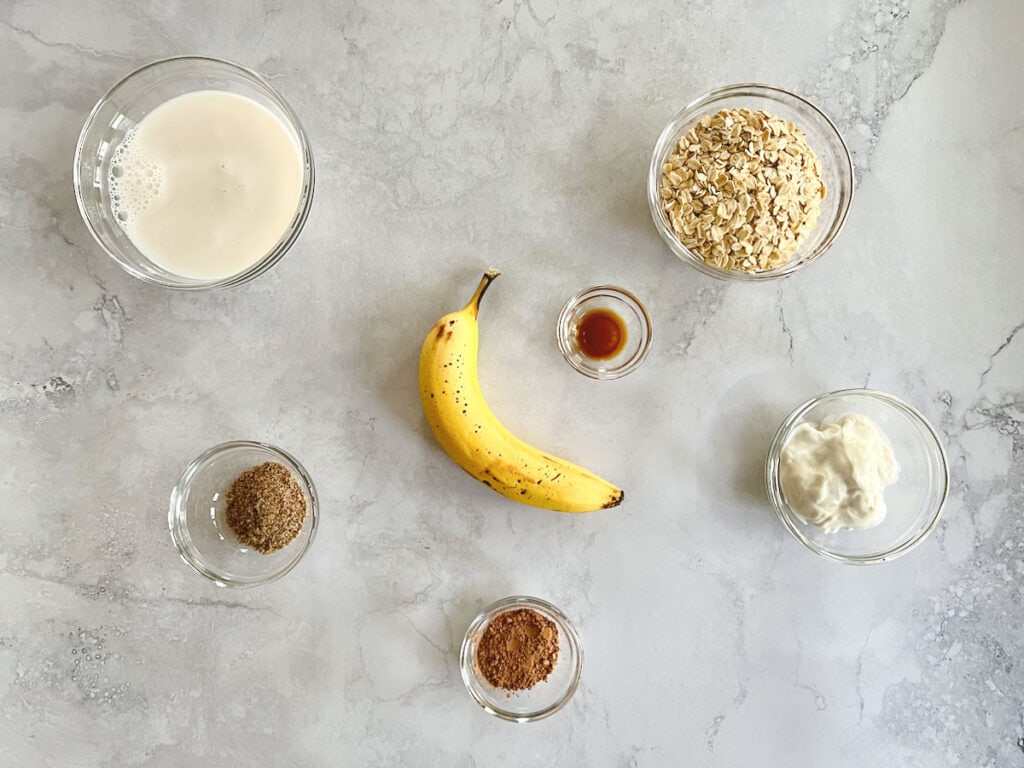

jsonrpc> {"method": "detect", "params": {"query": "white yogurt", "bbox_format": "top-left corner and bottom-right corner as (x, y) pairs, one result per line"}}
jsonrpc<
(780, 413), (899, 533)
(108, 90), (304, 280)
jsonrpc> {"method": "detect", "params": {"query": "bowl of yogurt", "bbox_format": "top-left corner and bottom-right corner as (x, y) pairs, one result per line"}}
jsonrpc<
(765, 389), (949, 564)
(74, 56), (314, 289)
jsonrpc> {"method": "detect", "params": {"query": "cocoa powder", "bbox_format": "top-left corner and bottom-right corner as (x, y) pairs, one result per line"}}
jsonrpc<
(476, 608), (560, 691)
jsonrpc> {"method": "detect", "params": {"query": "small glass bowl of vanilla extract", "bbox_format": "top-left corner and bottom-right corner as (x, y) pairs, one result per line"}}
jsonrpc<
(557, 286), (653, 380)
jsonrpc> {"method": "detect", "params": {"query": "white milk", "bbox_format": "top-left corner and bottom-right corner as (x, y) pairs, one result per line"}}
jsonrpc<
(109, 90), (304, 280)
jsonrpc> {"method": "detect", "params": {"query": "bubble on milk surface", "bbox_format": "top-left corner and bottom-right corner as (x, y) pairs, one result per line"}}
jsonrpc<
(107, 128), (164, 228)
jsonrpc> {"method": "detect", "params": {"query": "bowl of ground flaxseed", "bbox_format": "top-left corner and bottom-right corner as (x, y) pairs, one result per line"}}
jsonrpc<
(169, 440), (319, 587)
(459, 595), (583, 723)
(648, 83), (854, 281)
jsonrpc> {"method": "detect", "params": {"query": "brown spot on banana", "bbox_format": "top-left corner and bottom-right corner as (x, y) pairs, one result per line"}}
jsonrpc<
(603, 490), (624, 509)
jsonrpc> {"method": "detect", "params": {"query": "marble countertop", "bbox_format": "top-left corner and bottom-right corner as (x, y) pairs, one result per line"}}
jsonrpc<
(2, 1), (1022, 765)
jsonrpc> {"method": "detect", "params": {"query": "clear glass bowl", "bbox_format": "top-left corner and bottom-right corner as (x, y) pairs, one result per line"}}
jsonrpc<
(647, 83), (854, 281)
(73, 55), (315, 290)
(765, 389), (949, 564)
(460, 596), (583, 722)
(168, 441), (319, 587)
(557, 285), (653, 380)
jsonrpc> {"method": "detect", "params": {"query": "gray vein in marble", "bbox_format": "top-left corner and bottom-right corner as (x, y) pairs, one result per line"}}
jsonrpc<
(663, 283), (727, 359)
(776, 289), (795, 363)
(515, 0), (557, 29)
(0, 19), (134, 61)
(854, 628), (871, 723)
(980, 319), (1024, 385)
(804, 0), (963, 173)
(4, 560), (270, 613)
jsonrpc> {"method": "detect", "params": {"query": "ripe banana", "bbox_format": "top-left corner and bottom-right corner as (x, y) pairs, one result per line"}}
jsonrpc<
(419, 269), (624, 513)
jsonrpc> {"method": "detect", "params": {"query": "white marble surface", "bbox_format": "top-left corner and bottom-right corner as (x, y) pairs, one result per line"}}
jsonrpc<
(1, 1), (1022, 765)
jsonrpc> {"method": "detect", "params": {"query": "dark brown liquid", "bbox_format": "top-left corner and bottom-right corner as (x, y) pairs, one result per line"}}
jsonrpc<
(576, 309), (626, 360)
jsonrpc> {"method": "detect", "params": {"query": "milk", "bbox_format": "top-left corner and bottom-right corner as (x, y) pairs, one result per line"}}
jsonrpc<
(109, 90), (304, 280)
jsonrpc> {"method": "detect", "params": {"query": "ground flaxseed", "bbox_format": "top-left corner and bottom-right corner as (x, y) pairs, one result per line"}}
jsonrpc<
(476, 608), (560, 691)
(224, 461), (307, 554)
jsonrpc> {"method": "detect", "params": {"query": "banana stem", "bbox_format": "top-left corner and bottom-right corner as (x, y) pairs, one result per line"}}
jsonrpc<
(465, 269), (501, 318)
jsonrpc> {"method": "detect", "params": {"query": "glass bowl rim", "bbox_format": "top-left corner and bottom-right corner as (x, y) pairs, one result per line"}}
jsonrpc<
(459, 594), (584, 722)
(764, 388), (950, 565)
(556, 284), (654, 380)
(168, 439), (320, 587)
(647, 82), (855, 282)
(73, 54), (316, 291)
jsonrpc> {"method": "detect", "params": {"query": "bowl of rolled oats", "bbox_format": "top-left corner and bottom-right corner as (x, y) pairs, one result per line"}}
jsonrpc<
(648, 83), (854, 280)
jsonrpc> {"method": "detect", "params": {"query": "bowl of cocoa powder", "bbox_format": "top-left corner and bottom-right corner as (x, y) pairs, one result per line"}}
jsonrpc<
(459, 595), (583, 722)
(169, 440), (319, 587)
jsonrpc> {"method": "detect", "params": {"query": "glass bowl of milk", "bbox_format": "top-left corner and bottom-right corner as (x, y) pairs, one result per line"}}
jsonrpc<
(74, 56), (314, 289)
(765, 389), (950, 565)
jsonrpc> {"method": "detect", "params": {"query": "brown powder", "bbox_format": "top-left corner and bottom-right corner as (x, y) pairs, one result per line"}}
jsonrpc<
(224, 461), (307, 554)
(476, 608), (560, 691)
